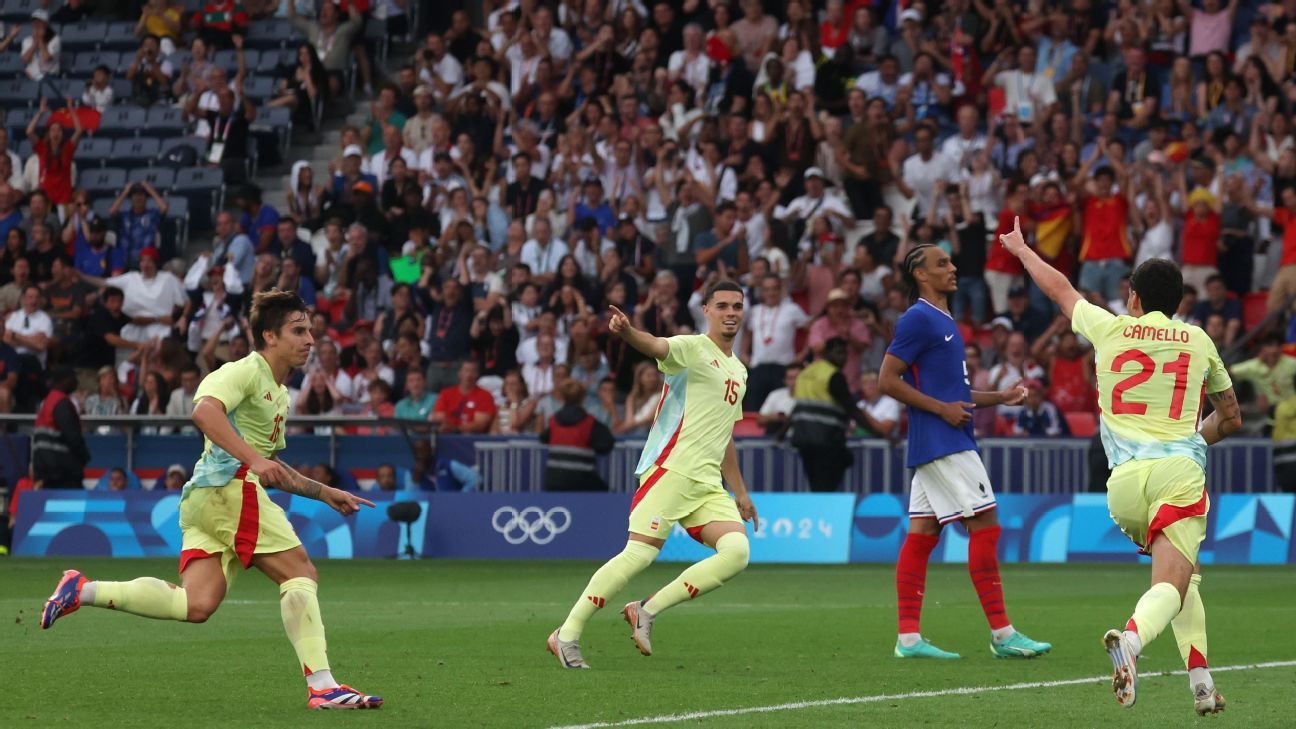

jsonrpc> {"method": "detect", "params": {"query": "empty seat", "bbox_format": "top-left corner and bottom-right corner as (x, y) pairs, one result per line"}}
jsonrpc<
(4, 106), (35, 138)
(251, 105), (292, 144)
(112, 137), (162, 170)
(165, 50), (193, 71)
(173, 166), (223, 231)
(0, 0), (42, 23)
(91, 197), (115, 221)
(101, 22), (138, 52)
(256, 48), (293, 74)
(79, 167), (127, 197)
(60, 21), (109, 53)
(109, 79), (133, 103)
(95, 105), (146, 138)
(162, 194), (190, 254)
(213, 49), (259, 74)
(245, 18), (293, 49)
(241, 75), (276, 102)
(72, 51), (121, 77)
(146, 106), (186, 136)
(127, 166), (175, 190)
(0, 79), (36, 110)
(0, 54), (21, 75)
(75, 137), (114, 167)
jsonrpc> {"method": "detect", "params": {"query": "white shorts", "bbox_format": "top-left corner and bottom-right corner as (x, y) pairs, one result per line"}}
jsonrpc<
(908, 450), (997, 524)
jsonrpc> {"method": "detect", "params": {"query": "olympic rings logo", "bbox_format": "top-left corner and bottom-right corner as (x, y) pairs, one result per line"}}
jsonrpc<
(491, 506), (572, 545)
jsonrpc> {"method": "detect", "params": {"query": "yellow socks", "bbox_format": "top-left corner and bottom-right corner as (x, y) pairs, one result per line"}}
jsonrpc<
(1172, 574), (1209, 670)
(280, 577), (331, 679)
(1128, 581), (1183, 650)
(643, 532), (750, 615)
(88, 578), (188, 621)
(558, 540), (659, 641)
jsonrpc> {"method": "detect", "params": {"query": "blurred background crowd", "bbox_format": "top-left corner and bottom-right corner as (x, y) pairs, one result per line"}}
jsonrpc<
(7, 0), (1296, 493)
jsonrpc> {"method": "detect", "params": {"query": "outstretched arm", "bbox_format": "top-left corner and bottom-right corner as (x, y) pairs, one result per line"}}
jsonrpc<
(972, 385), (1027, 408)
(607, 305), (669, 360)
(998, 215), (1083, 318)
(271, 458), (376, 515)
(1199, 388), (1243, 445)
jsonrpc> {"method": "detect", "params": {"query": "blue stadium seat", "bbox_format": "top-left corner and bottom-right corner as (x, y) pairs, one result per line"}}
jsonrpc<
(161, 194), (189, 254)
(256, 48), (294, 75)
(61, 21), (109, 53)
(241, 75), (276, 103)
(245, 18), (293, 50)
(101, 22), (138, 52)
(79, 167), (127, 197)
(95, 105), (146, 138)
(4, 106), (35, 139)
(251, 104), (292, 150)
(111, 137), (162, 170)
(0, 0), (41, 23)
(0, 79), (36, 110)
(127, 166), (175, 190)
(173, 166), (223, 232)
(72, 51), (121, 77)
(0, 54), (21, 75)
(75, 137), (114, 168)
(16, 139), (31, 159)
(213, 49), (259, 74)
(109, 78), (132, 103)
(146, 105), (186, 136)
(165, 50), (192, 72)
(91, 197), (114, 221)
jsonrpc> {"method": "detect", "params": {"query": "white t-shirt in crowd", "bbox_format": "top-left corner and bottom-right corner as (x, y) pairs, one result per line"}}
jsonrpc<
(859, 393), (901, 437)
(519, 238), (569, 277)
(745, 299), (809, 366)
(759, 386), (795, 417)
(901, 151), (957, 217)
(5, 308), (53, 365)
(108, 271), (186, 344)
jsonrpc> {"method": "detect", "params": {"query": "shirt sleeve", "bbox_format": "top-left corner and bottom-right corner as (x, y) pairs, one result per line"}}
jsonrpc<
(1070, 300), (1116, 344)
(657, 335), (696, 376)
(885, 311), (928, 365)
(1204, 338), (1233, 394)
(193, 359), (250, 411)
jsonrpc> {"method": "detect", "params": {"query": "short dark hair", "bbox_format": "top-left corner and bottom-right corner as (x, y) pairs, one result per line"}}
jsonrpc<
(823, 337), (848, 354)
(1094, 165), (1115, 181)
(1129, 258), (1183, 316)
(249, 288), (308, 350)
(1261, 335), (1283, 349)
(1204, 274), (1225, 288)
(103, 286), (124, 300)
(703, 278), (743, 304)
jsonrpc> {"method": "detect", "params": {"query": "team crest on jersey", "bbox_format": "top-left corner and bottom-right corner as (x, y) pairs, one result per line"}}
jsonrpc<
(650, 516), (661, 531)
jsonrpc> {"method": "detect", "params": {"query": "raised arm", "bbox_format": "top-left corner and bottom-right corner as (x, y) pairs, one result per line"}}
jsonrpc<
(998, 215), (1083, 318)
(1199, 388), (1242, 445)
(607, 304), (669, 360)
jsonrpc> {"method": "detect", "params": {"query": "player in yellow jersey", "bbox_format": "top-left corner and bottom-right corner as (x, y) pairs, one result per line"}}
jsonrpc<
(547, 279), (758, 668)
(40, 290), (384, 710)
(1000, 219), (1241, 715)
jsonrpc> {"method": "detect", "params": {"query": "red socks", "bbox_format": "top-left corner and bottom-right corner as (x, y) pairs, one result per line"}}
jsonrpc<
(968, 525), (1010, 630)
(896, 531), (940, 634)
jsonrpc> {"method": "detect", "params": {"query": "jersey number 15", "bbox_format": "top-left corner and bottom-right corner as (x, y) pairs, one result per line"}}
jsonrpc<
(723, 378), (740, 405)
(1110, 350), (1192, 419)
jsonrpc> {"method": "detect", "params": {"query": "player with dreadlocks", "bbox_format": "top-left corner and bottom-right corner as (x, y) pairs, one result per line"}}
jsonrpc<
(876, 243), (1053, 659)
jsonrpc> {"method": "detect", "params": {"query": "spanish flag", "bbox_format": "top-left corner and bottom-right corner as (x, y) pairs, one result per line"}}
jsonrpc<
(1031, 202), (1073, 261)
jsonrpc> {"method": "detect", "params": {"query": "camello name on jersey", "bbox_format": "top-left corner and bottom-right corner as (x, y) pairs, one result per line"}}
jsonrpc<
(1121, 325), (1189, 342)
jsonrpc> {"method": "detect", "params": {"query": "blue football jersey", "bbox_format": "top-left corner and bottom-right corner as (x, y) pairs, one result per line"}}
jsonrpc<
(885, 299), (979, 467)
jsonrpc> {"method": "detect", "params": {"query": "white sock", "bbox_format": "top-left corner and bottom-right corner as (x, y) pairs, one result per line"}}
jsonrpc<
(898, 632), (922, 648)
(1189, 667), (1212, 689)
(306, 668), (339, 691)
(80, 581), (97, 604)
(991, 624), (1015, 642)
(1123, 629), (1143, 656)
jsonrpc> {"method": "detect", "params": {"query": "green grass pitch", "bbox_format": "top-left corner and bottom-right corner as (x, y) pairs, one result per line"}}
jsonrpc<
(4, 558), (1295, 727)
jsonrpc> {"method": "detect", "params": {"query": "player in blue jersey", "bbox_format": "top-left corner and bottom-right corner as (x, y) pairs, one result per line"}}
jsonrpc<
(878, 244), (1052, 659)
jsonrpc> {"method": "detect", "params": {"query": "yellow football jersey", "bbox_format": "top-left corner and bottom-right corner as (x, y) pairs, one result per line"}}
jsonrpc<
(1072, 301), (1232, 469)
(186, 352), (291, 491)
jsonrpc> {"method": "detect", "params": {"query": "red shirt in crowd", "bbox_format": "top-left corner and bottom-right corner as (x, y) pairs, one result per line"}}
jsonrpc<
(986, 208), (1027, 275)
(1273, 208), (1296, 266)
(35, 139), (75, 204)
(1182, 210), (1222, 266)
(1079, 195), (1131, 262)
(434, 385), (498, 430)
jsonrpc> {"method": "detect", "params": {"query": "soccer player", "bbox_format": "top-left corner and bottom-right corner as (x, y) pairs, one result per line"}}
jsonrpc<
(547, 279), (757, 668)
(879, 244), (1052, 660)
(40, 290), (384, 710)
(1000, 218), (1239, 714)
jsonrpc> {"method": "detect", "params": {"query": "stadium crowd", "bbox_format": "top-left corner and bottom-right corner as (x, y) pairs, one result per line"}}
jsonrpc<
(9, 0), (1296, 489)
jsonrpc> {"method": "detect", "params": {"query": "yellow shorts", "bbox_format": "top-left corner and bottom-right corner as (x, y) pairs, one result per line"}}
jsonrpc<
(628, 465), (741, 543)
(1106, 456), (1209, 564)
(178, 465), (302, 585)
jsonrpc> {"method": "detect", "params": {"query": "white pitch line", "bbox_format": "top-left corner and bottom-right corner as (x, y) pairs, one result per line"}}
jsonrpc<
(550, 659), (1296, 729)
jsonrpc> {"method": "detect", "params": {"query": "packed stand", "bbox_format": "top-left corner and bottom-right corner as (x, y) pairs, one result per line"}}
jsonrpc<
(8, 0), (1296, 494)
